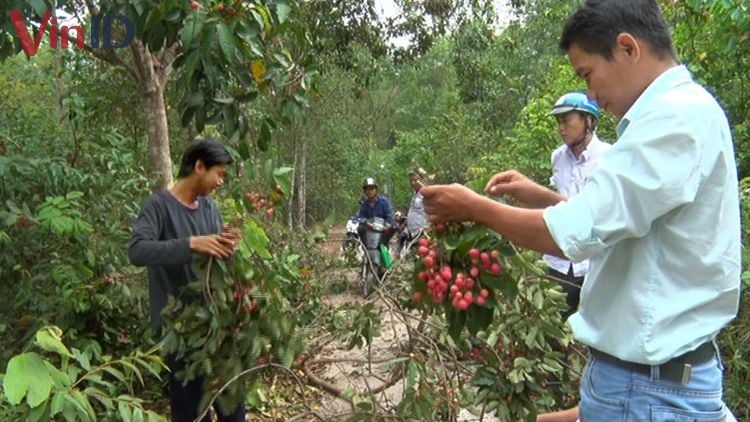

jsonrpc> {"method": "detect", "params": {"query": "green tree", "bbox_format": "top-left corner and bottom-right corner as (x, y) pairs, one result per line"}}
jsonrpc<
(1, 0), (313, 189)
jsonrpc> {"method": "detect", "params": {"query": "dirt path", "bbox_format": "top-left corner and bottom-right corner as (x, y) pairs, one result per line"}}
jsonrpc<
(307, 227), (495, 420)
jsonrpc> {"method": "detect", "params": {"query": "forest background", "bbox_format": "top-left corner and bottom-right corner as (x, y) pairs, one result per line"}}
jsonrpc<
(0, 0), (748, 420)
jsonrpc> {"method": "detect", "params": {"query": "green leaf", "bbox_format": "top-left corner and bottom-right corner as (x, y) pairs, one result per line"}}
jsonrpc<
(35, 326), (73, 358)
(65, 390), (96, 421)
(65, 191), (84, 200)
(471, 367), (497, 387)
(213, 96), (234, 104)
(241, 220), (271, 259)
(44, 361), (72, 388)
(0, 230), (11, 246)
(184, 91), (204, 107)
(406, 361), (419, 391)
(447, 309), (467, 342)
(144, 7), (165, 31)
(260, 119), (272, 147)
(84, 386), (113, 409)
(466, 304), (493, 335)
(28, 0), (47, 17)
(276, 0), (291, 23)
(216, 23), (237, 61)
(50, 393), (66, 417)
(119, 359), (145, 385)
(133, 406), (145, 422)
(118, 399), (133, 422)
(281, 100), (301, 122)
(27, 400), (49, 422)
(3, 352), (53, 407)
(481, 272), (518, 300)
(250, 5), (272, 30)
(181, 11), (205, 48)
(102, 366), (127, 383)
(238, 141), (251, 161)
(164, 9), (182, 22)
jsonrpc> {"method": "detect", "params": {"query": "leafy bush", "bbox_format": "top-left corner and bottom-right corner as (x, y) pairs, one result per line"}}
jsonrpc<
(0, 326), (166, 421)
(160, 196), (314, 414)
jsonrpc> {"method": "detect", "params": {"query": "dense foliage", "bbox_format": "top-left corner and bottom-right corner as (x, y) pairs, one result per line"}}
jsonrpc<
(1, 0), (748, 419)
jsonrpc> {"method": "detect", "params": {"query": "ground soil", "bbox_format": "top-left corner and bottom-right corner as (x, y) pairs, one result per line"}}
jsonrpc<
(300, 226), (496, 421)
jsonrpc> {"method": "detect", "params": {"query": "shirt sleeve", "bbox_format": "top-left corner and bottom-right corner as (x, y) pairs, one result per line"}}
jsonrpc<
(549, 149), (560, 189)
(543, 111), (701, 262)
(128, 195), (192, 266)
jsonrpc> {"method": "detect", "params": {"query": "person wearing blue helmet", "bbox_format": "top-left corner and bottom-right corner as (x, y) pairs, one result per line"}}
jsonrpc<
(545, 92), (611, 319)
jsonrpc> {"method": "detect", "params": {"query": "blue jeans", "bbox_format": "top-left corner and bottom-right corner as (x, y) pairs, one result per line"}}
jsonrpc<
(580, 351), (727, 421)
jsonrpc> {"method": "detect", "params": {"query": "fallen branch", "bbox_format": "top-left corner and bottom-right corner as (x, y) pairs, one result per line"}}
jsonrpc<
(193, 363), (309, 422)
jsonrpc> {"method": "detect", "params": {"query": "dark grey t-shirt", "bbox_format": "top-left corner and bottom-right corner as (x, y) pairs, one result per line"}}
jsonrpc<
(128, 190), (222, 332)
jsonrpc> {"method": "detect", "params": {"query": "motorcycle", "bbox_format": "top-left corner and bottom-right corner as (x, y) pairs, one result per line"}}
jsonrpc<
(358, 217), (392, 298)
(341, 216), (361, 263)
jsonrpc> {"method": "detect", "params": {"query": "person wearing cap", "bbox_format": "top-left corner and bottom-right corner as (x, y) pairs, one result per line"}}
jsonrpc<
(545, 92), (611, 319)
(357, 177), (396, 245)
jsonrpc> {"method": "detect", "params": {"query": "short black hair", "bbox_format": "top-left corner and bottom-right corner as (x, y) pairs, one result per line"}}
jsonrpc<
(560, 0), (676, 61)
(178, 138), (233, 178)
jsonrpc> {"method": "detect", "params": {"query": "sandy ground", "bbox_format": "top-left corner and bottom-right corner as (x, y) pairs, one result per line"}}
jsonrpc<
(306, 226), (497, 421)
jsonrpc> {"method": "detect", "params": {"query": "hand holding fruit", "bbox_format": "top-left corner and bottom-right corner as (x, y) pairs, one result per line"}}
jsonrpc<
(485, 170), (563, 208)
(221, 224), (241, 242)
(421, 183), (481, 223)
(484, 170), (534, 198)
(190, 234), (234, 259)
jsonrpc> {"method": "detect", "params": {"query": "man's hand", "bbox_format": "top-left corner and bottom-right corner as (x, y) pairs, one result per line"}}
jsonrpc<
(485, 170), (564, 208)
(421, 184), (482, 223)
(221, 224), (242, 244)
(485, 170), (535, 197)
(190, 235), (235, 259)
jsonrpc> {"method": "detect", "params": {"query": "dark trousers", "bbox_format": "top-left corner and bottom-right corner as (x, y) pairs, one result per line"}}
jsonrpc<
(547, 265), (584, 320)
(167, 357), (246, 422)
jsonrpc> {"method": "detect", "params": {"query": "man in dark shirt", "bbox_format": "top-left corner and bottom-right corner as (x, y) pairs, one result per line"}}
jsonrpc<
(129, 138), (244, 422)
(357, 177), (396, 245)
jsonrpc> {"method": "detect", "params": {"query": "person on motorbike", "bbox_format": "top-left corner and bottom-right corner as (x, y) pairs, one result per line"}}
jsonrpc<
(398, 168), (429, 253)
(357, 177), (396, 246)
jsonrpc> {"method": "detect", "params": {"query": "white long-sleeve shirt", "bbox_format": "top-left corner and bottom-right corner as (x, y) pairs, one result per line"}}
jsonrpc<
(543, 134), (611, 276)
(543, 65), (741, 364)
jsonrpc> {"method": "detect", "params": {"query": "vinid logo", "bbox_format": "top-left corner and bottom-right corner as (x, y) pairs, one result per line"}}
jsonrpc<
(9, 9), (134, 57)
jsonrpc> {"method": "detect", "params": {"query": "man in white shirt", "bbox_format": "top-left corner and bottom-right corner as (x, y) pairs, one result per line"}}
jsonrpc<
(544, 92), (611, 319)
(421, 0), (740, 419)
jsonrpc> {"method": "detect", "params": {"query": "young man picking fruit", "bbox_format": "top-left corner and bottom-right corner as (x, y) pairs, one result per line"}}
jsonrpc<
(129, 138), (245, 422)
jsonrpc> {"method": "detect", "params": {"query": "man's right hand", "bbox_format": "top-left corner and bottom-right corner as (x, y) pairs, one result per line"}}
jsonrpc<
(189, 235), (235, 259)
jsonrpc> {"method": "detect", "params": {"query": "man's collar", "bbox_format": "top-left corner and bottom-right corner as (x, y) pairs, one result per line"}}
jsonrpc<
(566, 133), (601, 161)
(617, 65), (692, 138)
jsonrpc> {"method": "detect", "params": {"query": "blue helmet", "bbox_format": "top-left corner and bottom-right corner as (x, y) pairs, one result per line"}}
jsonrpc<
(550, 92), (600, 119)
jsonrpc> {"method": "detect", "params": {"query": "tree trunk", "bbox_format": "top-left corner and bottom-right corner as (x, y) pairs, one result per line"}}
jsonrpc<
(130, 40), (173, 191)
(288, 136), (297, 231)
(296, 134), (307, 230)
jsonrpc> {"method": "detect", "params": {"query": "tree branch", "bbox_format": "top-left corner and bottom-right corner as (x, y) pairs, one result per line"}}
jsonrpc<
(81, 46), (138, 82)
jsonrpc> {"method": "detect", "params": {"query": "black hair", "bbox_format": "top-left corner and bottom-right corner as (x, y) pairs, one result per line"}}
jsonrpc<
(177, 138), (233, 178)
(560, 0), (676, 61)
